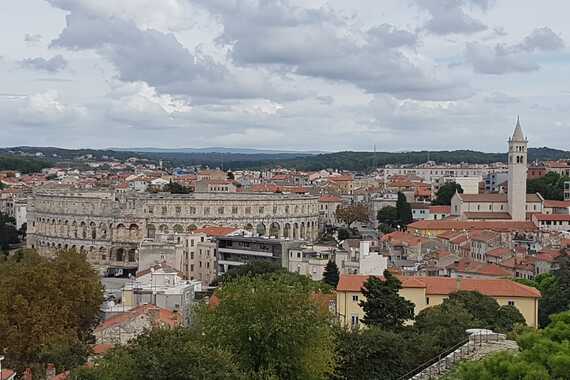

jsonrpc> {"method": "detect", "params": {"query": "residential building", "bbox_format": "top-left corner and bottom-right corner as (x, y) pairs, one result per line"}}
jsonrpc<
(336, 274), (541, 329)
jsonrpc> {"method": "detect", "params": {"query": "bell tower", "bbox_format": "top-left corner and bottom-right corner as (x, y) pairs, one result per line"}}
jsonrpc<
(508, 116), (528, 221)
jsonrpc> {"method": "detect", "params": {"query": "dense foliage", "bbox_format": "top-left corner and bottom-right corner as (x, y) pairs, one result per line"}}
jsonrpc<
(195, 273), (337, 379)
(396, 192), (413, 226)
(71, 328), (243, 380)
(377, 206), (399, 227)
(359, 271), (415, 330)
(449, 311), (570, 379)
(336, 204), (369, 227)
(0, 249), (104, 374)
(433, 182), (463, 205)
(0, 155), (51, 173)
(162, 181), (193, 194)
(0, 212), (20, 252)
(527, 172), (570, 200)
(322, 261), (340, 288)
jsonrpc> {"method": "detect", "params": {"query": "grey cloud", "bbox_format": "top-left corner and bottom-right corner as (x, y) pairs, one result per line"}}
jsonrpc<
(48, 9), (296, 102)
(24, 33), (42, 43)
(517, 27), (564, 52)
(464, 27), (564, 75)
(484, 92), (520, 104)
(465, 42), (538, 74)
(415, 0), (490, 35)
(19, 55), (68, 73)
(192, 0), (469, 101)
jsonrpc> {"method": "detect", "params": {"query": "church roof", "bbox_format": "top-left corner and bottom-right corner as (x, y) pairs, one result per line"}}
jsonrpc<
(511, 117), (526, 141)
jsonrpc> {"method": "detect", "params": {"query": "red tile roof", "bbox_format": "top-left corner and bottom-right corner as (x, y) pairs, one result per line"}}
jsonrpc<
(543, 200), (570, 208)
(319, 194), (343, 203)
(92, 343), (113, 355)
(0, 369), (16, 380)
(533, 214), (570, 222)
(459, 193), (542, 203)
(337, 274), (540, 298)
(409, 220), (538, 233)
(537, 249), (561, 263)
(95, 304), (180, 332)
(486, 247), (512, 258)
(464, 212), (512, 220)
(194, 226), (239, 237)
(429, 205), (451, 214)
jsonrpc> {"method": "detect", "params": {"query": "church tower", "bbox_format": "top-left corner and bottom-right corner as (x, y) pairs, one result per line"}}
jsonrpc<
(508, 117), (528, 221)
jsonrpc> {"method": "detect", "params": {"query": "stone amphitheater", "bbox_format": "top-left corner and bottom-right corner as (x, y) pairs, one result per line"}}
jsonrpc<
(27, 190), (320, 270)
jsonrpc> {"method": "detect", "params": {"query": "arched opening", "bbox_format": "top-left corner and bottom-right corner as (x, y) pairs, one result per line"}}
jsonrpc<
(173, 224), (184, 234)
(147, 224), (156, 239)
(256, 223), (266, 236)
(128, 249), (136, 263)
(99, 247), (107, 261)
(293, 223), (299, 239)
(300, 222), (306, 239)
(159, 224), (169, 233)
(269, 222), (280, 238)
(283, 223), (291, 239)
(245, 223), (253, 231)
(187, 224), (198, 233)
(90, 222), (97, 240)
(116, 248), (124, 262)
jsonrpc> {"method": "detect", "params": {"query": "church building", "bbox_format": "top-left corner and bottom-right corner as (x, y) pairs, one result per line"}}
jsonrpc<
(451, 118), (544, 221)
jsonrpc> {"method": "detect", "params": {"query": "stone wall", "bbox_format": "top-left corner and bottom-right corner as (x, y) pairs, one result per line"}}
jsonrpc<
(27, 190), (320, 269)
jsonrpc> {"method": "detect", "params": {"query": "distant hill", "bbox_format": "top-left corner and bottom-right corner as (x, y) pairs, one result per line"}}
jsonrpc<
(0, 146), (568, 172)
(109, 147), (324, 155)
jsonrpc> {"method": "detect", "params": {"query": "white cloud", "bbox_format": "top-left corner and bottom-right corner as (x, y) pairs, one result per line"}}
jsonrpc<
(16, 90), (86, 125)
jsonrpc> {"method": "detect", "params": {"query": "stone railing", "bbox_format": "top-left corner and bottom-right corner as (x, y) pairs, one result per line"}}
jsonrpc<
(400, 330), (517, 380)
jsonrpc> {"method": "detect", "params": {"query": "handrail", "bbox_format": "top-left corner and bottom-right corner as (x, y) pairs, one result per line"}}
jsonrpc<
(396, 332), (498, 380)
(396, 337), (470, 380)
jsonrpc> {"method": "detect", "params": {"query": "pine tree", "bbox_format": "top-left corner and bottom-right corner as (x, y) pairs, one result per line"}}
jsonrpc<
(396, 192), (413, 226)
(359, 270), (415, 330)
(322, 260), (340, 288)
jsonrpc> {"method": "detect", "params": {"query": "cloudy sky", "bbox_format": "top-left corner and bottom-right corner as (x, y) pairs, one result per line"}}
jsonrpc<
(1, 0), (569, 152)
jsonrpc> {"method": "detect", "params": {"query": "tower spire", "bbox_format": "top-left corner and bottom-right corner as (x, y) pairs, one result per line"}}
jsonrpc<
(512, 116), (525, 141)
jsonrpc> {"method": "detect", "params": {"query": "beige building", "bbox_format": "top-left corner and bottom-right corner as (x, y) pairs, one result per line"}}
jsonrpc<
(27, 190), (320, 271)
(336, 274), (540, 329)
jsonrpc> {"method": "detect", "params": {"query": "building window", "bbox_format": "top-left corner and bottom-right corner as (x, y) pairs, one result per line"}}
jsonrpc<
(190, 264), (194, 271)
(218, 206), (224, 215)
(259, 206), (264, 214)
(232, 206), (238, 214)
(351, 315), (359, 327)
(245, 207), (251, 214)
(189, 207), (196, 214)
(190, 252), (194, 260)
(352, 295), (359, 302)
(161, 206), (167, 215)
(175, 206), (181, 215)
(508, 300), (515, 306)
(204, 207), (210, 215)
(426, 297), (430, 305)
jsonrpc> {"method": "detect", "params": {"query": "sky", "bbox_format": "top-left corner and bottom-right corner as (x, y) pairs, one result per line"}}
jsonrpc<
(0, 0), (569, 152)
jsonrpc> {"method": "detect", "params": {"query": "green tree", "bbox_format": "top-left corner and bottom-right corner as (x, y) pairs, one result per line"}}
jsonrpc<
(495, 305), (527, 333)
(359, 270), (415, 330)
(195, 273), (337, 379)
(220, 261), (284, 283)
(163, 181), (192, 194)
(227, 171), (235, 180)
(527, 171), (570, 200)
(337, 228), (350, 240)
(377, 206), (399, 227)
(322, 260), (340, 288)
(0, 249), (104, 373)
(414, 302), (478, 352)
(332, 327), (410, 380)
(450, 311), (570, 379)
(396, 192), (413, 226)
(432, 182), (463, 205)
(71, 328), (243, 380)
(336, 204), (369, 228)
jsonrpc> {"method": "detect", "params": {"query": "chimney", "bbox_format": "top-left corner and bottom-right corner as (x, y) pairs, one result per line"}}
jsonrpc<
(23, 368), (32, 380)
(46, 363), (56, 380)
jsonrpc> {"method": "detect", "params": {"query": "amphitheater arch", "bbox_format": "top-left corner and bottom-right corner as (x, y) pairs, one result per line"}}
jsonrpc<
(173, 224), (184, 234)
(269, 222), (280, 238)
(256, 223), (266, 236)
(147, 224), (156, 239)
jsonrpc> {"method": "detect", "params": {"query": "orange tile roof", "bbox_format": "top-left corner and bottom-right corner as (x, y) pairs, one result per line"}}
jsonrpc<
(537, 249), (561, 263)
(469, 230), (499, 242)
(92, 343), (113, 355)
(533, 214), (570, 222)
(337, 274), (540, 298)
(459, 193), (542, 203)
(409, 220), (538, 233)
(543, 200), (570, 208)
(0, 369), (16, 380)
(429, 205), (451, 214)
(95, 304), (180, 332)
(382, 231), (425, 246)
(319, 194), (343, 202)
(194, 226), (239, 237)
(328, 175), (353, 182)
(464, 212), (512, 220)
(486, 247), (512, 258)
(250, 183), (280, 192)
